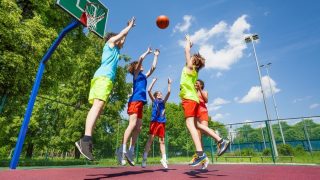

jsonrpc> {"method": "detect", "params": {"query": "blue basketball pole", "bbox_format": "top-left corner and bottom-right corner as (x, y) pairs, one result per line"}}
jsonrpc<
(10, 20), (80, 169)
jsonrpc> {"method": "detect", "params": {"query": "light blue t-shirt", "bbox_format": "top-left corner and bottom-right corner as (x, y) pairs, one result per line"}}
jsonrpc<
(94, 43), (120, 82)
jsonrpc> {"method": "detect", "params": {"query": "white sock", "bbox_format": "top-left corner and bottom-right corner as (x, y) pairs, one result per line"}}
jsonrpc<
(129, 146), (135, 153)
(143, 152), (148, 159)
(122, 144), (127, 153)
(162, 154), (167, 160)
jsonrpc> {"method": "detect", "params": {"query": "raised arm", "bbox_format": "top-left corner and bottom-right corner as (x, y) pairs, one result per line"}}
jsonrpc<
(196, 83), (208, 103)
(200, 90), (208, 103)
(164, 78), (172, 103)
(108, 17), (135, 47)
(148, 78), (157, 102)
(145, 49), (159, 78)
(134, 47), (152, 79)
(185, 35), (193, 70)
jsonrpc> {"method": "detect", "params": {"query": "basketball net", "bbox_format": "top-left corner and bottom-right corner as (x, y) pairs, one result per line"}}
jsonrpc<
(80, 2), (106, 31)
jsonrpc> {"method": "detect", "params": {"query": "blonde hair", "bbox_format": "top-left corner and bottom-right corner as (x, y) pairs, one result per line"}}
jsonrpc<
(192, 53), (205, 71)
(127, 61), (138, 75)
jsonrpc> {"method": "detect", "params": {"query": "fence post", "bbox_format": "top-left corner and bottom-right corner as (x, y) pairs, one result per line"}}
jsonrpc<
(265, 120), (276, 163)
(302, 119), (313, 153)
(210, 138), (214, 163)
(135, 135), (139, 163)
(0, 93), (8, 113)
(165, 131), (168, 159)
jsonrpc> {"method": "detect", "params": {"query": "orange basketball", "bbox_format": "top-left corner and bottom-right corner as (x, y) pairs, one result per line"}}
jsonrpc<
(156, 15), (169, 29)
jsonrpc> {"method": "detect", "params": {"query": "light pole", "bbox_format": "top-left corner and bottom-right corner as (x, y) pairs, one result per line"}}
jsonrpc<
(260, 63), (286, 144)
(245, 34), (278, 159)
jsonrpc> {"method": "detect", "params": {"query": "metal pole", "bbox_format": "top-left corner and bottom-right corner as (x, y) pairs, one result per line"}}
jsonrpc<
(265, 64), (286, 144)
(210, 138), (214, 163)
(261, 126), (267, 149)
(249, 36), (278, 160)
(303, 119), (313, 152)
(9, 20), (80, 169)
(0, 92), (8, 113)
(165, 131), (168, 159)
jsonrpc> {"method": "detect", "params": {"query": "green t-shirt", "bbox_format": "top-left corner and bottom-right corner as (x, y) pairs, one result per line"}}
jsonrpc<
(179, 66), (199, 103)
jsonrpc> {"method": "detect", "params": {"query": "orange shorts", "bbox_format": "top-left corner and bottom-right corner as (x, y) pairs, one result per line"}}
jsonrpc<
(149, 121), (166, 138)
(182, 99), (199, 118)
(127, 101), (144, 119)
(197, 111), (209, 121)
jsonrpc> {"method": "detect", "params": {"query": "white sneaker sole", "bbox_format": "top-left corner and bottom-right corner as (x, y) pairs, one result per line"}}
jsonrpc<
(160, 159), (168, 169)
(75, 142), (93, 161)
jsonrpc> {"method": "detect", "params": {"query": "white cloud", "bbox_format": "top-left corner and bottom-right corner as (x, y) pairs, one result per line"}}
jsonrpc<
(211, 113), (230, 121)
(216, 72), (223, 78)
(310, 103), (319, 109)
(293, 96), (312, 103)
(208, 97), (230, 111)
(174, 15), (194, 33)
(244, 119), (253, 123)
(210, 72), (223, 79)
(238, 76), (280, 103)
(179, 15), (251, 70)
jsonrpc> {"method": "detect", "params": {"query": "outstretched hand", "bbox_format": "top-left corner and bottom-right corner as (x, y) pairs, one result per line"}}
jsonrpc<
(168, 77), (172, 84)
(154, 49), (160, 56)
(127, 17), (136, 28)
(185, 34), (193, 47)
(146, 47), (153, 54)
(152, 78), (157, 82)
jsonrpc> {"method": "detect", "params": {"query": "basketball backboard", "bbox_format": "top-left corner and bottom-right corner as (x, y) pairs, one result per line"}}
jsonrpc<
(56, 0), (108, 38)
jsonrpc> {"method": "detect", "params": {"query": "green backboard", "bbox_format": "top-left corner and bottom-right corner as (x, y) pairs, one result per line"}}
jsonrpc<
(56, 0), (108, 38)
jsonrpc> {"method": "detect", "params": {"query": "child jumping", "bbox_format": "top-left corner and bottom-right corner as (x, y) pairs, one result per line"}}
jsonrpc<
(141, 77), (172, 169)
(117, 48), (160, 166)
(76, 17), (136, 161)
(180, 35), (230, 166)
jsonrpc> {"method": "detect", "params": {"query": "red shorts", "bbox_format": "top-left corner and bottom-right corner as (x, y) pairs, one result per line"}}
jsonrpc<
(149, 121), (166, 138)
(127, 101), (144, 119)
(197, 111), (209, 121)
(182, 99), (199, 118)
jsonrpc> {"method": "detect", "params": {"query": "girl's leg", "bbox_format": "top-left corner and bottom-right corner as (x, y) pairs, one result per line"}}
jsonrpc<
(196, 121), (222, 142)
(85, 99), (105, 136)
(159, 137), (168, 168)
(122, 114), (138, 152)
(130, 118), (143, 150)
(186, 117), (203, 151)
(143, 135), (155, 159)
(159, 137), (166, 160)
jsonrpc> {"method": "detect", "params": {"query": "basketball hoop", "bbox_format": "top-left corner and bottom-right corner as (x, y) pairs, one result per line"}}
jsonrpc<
(80, 2), (106, 31)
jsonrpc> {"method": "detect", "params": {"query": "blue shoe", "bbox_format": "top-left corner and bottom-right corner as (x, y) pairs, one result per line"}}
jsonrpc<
(189, 153), (207, 167)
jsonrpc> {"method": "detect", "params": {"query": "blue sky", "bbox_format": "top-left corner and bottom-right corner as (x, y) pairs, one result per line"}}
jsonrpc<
(99, 0), (320, 124)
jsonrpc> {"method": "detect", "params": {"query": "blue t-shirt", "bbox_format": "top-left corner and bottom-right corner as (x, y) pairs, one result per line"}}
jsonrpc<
(94, 43), (120, 82)
(128, 72), (147, 104)
(151, 99), (166, 123)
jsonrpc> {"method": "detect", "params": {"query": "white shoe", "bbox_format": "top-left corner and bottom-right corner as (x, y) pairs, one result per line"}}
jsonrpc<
(160, 159), (168, 169)
(201, 157), (209, 170)
(116, 148), (126, 166)
(141, 158), (147, 168)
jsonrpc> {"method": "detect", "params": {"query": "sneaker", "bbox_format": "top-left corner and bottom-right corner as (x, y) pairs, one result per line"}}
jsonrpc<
(189, 153), (207, 167)
(217, 139), (230, 156)
(141, 158), (147, 168)
(116, 148), (126, 166)
(125, 151), (135, 166)
(189, 154), (197, 164)
(201, 157), (209, 170)
(75, 138), (94, 161)
(160, 158), (168, 169)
